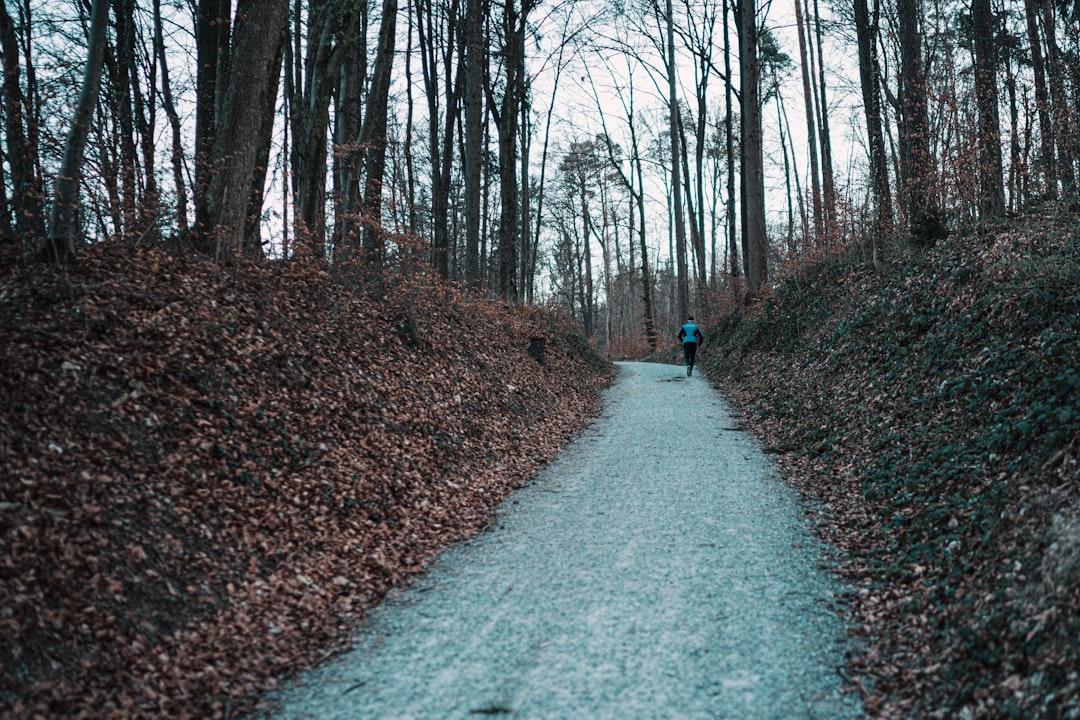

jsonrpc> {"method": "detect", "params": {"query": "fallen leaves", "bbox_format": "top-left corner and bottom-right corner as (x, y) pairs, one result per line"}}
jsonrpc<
(0, 245), (613, 718)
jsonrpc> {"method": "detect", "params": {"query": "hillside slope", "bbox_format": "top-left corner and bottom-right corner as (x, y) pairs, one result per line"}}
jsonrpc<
(0, 246), (612, 718)
(703, 217), (1080, 719)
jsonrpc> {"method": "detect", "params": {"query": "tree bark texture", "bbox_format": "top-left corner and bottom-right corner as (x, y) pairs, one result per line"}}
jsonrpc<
(897, 0), (931, 232)
(971, 0), (1005, 218)
(462, 0), (485, 289)
(194, 0), (232, 238)
(1040, 0), (1075, 193)
(332, 2), (367, 255)
(360, 0), (399, 265)
(203, 0), (289, 259)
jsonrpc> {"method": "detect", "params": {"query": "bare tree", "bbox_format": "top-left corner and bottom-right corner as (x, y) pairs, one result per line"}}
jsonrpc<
(1021, 0), (1056, 198)
(855, 0), (892, 265)
(201, 1), (290, 259)
(795, 0), (823, 238)
(810, 0), (836, 232)
(0, 1), (46, 249)
(971, 0), (1004, 218)
(736, 0), (767, 293)
(359, 0), (400, 266)
(722, 0), (738, 292)
(47, 0), (111, 262)
(153, 0), (189, 233)
(1040, 0), (1076, 194)
(193, 0), (231, 239)
(290, 0), (364, 258)
(416, 0), (462, 278)
(661, 0), (689, 317)
(332, 2), (368, 255)
(897, 0), (931, 237)
(462, 0), (487, 289)
(487, 0), (534, 302)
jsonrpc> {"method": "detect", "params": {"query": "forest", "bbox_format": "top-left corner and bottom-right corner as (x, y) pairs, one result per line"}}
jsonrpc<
(2, 0), (1076, 348)
(2, 0), (1080, 717)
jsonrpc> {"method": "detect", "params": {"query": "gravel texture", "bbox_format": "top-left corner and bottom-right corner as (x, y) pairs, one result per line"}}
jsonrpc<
(260, 362), (860, 719)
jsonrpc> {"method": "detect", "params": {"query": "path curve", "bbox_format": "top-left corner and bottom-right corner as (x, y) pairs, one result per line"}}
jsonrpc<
(261, 362), (860, 719)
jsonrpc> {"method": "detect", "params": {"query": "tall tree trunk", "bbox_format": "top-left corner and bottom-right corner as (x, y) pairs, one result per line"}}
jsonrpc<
(295, 0), (363, 258)
(972, 0), (1004, 218)
(462, 0), (485, 290)
(403, 3), (418, 234)
(243, 33), (285, 257)
(490, 0), (529, 302)
(203, 0), (290, 259)
(811, 0), (836, 231)
(1023, 0), (1056, 198)
(1041, 0), (1075, 194)
(776, 94), (793, 252)
(722, 0), (738, 292)
(417, 0), (461, 279)
(795, 0), (823, 238)
(677, 107), (706, 291)
(1004, 51), (1022, 213)
(520, 99), (532, 300)
(154, 0), (189, 233)
(664, 0), (689, 317)
(47, 0), (111, 262)
(737, 0), (767, 293)
(635, 150), (657, 349)
(0, 2), (45, 248)
(111, 0), (140, 243)
(780, 93), (808, 248)
(855, 0), (892, 264)
(332, 3), (367, 253)
(897, 0), (931, 234)
(599, 192), (613, 350)
(360, 0), (400, 265)
(194, 0), (232, 240)
(530, 30), (566, 304)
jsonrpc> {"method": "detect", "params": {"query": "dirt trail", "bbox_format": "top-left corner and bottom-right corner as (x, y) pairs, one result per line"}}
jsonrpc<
(259, 362), (859, 719)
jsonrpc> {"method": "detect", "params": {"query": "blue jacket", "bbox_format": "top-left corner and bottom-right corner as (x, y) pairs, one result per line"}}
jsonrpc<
(679, 322), (703, 345)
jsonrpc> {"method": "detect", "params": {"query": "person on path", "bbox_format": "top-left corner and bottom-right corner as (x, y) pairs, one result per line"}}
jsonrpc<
(678, 316), (704, 376)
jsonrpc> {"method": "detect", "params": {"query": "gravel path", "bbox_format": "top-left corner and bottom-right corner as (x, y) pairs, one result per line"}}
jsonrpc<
(261, 362), (860, 719)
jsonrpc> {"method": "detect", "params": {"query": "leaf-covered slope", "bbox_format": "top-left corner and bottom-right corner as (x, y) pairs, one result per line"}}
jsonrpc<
(704, 218), (1080, 719)
(0, 246), (613, 718)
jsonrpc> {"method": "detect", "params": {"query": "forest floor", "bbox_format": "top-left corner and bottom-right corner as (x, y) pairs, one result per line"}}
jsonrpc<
(696, 212), (1080, 719)
(0, 246), (613, 719)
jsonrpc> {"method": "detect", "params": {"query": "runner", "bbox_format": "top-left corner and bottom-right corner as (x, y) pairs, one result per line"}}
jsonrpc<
(678, 316), (704, 376)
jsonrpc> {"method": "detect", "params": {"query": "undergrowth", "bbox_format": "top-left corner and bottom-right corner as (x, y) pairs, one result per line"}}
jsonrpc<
(705, 216), (1080, 719)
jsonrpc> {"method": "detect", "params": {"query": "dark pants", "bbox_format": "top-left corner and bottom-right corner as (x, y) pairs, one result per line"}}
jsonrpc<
(683, 341), (698, 367)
